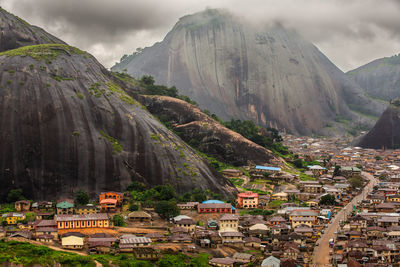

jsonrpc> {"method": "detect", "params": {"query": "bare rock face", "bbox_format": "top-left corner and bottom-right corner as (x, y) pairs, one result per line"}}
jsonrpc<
(137, 95), (284, 166)
(0, 8), (64, 52)
(0, 44), (236, 200)
(112, 9), (384, 136)
(347, 55), (400, 101)
(358, 99), (400, 149)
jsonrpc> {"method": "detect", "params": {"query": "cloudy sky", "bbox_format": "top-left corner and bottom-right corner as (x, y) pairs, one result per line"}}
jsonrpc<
(1, 0), (399, 71)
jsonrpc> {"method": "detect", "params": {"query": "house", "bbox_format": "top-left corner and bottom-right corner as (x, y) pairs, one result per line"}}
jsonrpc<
(75, 204), (98, 215)
(209, 257), (235, 267)
(261, 256), (281, 267)
(36, 234), (54, 243)
(10, 230), (32, 240)
(61, 233), (85, 250)
(32, 201), (53, 211)
(197, 203), (233, 214)
(56, 213), (110, 230)
(207, 219), (218, 229)
(56, 201), (74, 215)
(269, 216), (286, 226)
(145, 232), (166, 242)
(2, 213), (25, 225)
(237, 191), (259, 209)
(34, 219), (57, 229)
(218, 214), (239, 232)
(248, 223), (269, 237)
(291, 217), (316, 228)
(220, 231), (243, 244)
(221, 169), (243, 178)
(128, 211), (152, 222)
(119, 236), (152, 252)
(177, 202), (199, 210)
(232, 252), (254, 263)
(175, 218), (196, 232)
(377, 216), (399, 227)
(99, 192), (123, 206)
(271, 192), (288, 201)
(35, 227), (58, 240)
(100, 198), (117, 212)
(35, 212), (53, 220)
(14, 200), (30, 212)
(244, 236), (261, 248)
(132, 248), (159, 261)
(169, 233), (193, 243)
(88, 241), (112, 254)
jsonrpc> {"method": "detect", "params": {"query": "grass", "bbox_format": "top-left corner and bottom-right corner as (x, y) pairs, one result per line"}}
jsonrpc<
(75, 91), (84, 99)
(100, 130), (123, 153)
(51, 75), (75, 82)
(229, 178), (244, 187)
(299, 173), (316, 181)
(0, 239), (95, 266)
(268, 200), (285, 209)
(0, 44), (86, 63)
(0, 203), (16, 214)
(106, 81), (137, 105)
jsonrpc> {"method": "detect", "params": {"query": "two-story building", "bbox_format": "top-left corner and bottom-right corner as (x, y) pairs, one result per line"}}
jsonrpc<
(236, 192), (259, 209)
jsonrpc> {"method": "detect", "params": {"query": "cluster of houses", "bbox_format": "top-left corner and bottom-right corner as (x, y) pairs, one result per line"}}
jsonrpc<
(331, 181), (400, 265)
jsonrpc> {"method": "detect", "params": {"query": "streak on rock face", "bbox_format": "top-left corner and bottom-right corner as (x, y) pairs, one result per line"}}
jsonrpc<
(0, 45), (236, 200)
(112, 9), (385, 136)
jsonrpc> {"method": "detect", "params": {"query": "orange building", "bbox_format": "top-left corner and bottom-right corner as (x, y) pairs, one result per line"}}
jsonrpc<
(99, 192), (123, 206)
(100, 198), (117, 212)
(56, 213), (110, 230)
(236, 191), (259, 209)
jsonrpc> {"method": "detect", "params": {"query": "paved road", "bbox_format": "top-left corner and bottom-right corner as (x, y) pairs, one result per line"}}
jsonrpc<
(312, 172), (377, 266)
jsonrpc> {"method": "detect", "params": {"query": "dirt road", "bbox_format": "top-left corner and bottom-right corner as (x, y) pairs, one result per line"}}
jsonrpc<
(312, 172), (377, 266)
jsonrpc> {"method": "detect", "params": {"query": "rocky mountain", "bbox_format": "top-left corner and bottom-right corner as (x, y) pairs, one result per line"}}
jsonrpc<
(136, 95), (284, 166)
(357, 99), (400, 149)
(0, 9), (236, 200)
(0, 7), (64, 52)
(347, 54), (400, 101)
(112, 9), (385, 136)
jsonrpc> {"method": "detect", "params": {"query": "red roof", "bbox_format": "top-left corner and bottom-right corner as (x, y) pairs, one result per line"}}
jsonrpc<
(238, 191), (258, 198)
(100, 199), (117, 205)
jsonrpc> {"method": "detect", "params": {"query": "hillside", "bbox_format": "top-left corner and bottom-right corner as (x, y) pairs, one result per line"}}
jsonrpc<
(358, 99), (400, 149)
(112, 9), (384, 136)
(0, 7), (64, 52)
(347, 54), (400, 101)
(0, 43), (237, 200)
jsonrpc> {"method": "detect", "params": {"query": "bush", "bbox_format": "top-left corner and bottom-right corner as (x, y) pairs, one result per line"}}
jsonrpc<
(74, 189), (89, 205)
(129, 203), (139, 212)
(112, 214), (125, 227)
(319, 194), (336, 206)
(7, 189), (25, 203)
(155, 200), (179, 219)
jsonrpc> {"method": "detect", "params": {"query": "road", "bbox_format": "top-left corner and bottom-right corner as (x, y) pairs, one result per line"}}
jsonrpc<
(312, 172), (377, 266)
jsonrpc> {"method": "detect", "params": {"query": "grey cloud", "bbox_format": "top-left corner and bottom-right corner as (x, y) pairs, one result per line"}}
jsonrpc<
(0, 0), (399, 70)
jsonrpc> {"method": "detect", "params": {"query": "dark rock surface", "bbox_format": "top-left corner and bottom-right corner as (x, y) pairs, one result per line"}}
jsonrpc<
(358, 99), (400, 149)
(0, 44), (236, 200)
(347, 55), (400, 101)
(0, 8), (64, 52)
(112, 9), (384, 136)
(137, 95), (284, 166)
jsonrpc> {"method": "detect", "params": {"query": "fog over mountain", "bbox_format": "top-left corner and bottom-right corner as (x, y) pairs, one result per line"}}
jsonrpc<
(1, 0), (399, 70)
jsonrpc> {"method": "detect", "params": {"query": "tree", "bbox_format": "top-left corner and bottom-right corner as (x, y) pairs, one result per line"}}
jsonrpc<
(154, 184), (176, 201)
(155, 200), (179, 219)
(129, 203), (139, 212)
(319, 194), (336, 206)
(140, 75), (155, 85)
(127, 181), (146, 192)
(158, 254), (188, 267)
(7, 189), (25, 203)
(333, 165), (341, 177)
(112, 214), (125, 227)
(75, 189), (89, 205)
(294, 158), (304, 169)
(348, 176), (363, 189)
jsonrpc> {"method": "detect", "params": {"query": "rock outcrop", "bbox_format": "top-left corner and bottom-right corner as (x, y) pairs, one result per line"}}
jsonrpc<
(112, 9), (384, 136)
(137, 95), (284, 166)
(0, 43), (236, 200)
(0, 7), (64, 52)
(358, 99), (400, 149)
(347, 54), (400, 101)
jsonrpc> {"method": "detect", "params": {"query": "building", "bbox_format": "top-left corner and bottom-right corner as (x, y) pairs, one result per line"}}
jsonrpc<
(56, 201), (74, 215)
(100, 199), (117, 212)
(174, 218), (196, 232)
(237, 191), (259, 209)
(177, 202), (199, 210)
(56, 213), (110, 230)
(219, 214), (239, 232)
(119, 236), (152, 252)
(220, 231), (243, 244)
(261, 256), (281, 267)
(2, 213), (25, 225)
(198, 203), (233, 214)
(61, 233), (84, 250)
(99, 192), (123, 206)
(128, 211), (152, 222)
(209, 257), (235, 267)
(14, 200), (31, 212)
(75, 204), (98, 215)
(221, 169), (243, 178)
(132, 248), (159, 260)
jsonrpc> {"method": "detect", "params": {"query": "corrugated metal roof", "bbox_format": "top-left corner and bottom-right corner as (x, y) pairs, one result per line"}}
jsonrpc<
(255, 166), (281, 171)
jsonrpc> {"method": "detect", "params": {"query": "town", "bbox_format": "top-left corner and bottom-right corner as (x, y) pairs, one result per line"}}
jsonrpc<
(1, 134), (400, 266)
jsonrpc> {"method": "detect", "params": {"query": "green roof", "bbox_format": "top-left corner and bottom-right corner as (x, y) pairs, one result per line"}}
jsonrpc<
(56, 201), (74, 209)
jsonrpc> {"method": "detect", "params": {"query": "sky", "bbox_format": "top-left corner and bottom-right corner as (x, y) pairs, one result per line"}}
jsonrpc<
(1, 0), (399, 71)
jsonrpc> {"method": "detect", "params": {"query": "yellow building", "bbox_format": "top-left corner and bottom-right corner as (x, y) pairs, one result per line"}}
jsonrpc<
(56, 213), (110, 230)
(74, 204), (98, 215)
(61, 235), (84, 250)
(291, 217), (316, 228)
(2, 212), (25, 225)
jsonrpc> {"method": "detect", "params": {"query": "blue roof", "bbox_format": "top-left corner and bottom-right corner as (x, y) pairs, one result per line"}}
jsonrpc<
(255, 165), (281, 171)
(202, 200), (224, 204)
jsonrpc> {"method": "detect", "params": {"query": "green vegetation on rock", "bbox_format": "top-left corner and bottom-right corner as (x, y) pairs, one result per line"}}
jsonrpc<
(100, 130), (123, 153)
